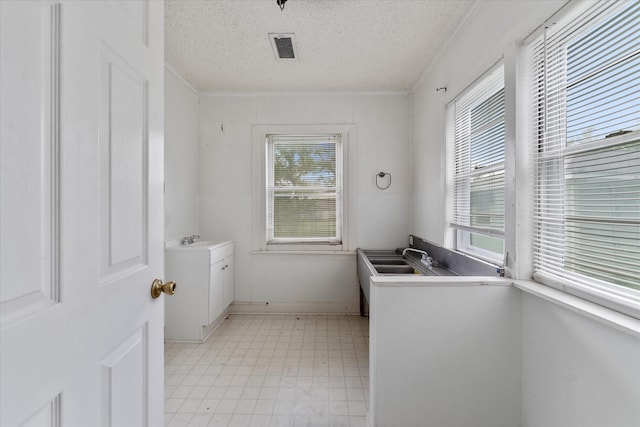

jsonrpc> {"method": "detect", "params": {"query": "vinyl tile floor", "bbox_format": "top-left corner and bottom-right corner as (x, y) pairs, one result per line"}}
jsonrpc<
(164, 314), (370, 427)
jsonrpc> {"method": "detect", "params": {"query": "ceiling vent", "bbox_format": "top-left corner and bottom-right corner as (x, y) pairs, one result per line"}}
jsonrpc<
(269, 33), (297, 60)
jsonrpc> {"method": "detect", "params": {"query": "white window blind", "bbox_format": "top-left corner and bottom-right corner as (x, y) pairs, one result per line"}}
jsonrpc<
(530, 0), (640, 315)
(451, 64), (505, 262)
(266, 134), (342, 245)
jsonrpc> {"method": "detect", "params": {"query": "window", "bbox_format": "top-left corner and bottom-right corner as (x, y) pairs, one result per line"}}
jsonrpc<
(530, 0), (640, 316)
(251, 124), (354, 252)
(266, 134), (342, 246)
(449, 64), (505, 263)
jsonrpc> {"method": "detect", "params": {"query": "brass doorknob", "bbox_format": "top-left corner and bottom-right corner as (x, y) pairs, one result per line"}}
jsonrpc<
(150, 279), (176, 299)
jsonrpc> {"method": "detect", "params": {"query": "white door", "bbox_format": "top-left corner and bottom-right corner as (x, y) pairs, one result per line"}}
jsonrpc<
(0, 1), (166, 426)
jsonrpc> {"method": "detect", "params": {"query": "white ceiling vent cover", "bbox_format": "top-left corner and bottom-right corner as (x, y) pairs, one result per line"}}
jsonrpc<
(269, 33), (297, 61)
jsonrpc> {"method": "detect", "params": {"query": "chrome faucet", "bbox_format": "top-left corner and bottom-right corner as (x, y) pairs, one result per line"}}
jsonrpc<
(181, 234), (200, 245)
(402, 248), (433, 268)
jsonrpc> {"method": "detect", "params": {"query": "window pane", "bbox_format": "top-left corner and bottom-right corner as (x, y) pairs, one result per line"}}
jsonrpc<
(274, 142), (336, 187)
(470, 171), (505, 231)
(470, 233), (504, 255)
(273, 190), (337, 239)
(566, 1), (640, 145)
(470, 88), (505, 169)
(564, 142), (640, 290)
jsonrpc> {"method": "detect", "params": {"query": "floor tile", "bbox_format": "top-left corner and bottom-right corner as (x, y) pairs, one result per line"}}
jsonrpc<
(165, 315), (369, 427)
(187, 413), (213, 427)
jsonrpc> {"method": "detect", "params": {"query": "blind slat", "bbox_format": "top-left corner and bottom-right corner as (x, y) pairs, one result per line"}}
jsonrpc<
(530, 0), (640, 296)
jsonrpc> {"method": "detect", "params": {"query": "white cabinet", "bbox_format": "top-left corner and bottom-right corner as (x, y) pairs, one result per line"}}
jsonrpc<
(164, 241), (234, 341)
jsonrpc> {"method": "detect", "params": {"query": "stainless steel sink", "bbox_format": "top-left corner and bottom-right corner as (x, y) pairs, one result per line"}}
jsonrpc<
(375, 265), (420, 275)
(368, 258), (409, 265)
(357, 248), (461, 316)
(363, 251), (454, 277)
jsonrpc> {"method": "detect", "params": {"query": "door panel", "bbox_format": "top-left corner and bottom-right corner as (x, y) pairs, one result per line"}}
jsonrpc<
(0, 0), (59, 326)
(99, 46), (148, 279)
(0, 1), (164, 426)
(100, 325), (148, 427)
(20, 395), (61, 427)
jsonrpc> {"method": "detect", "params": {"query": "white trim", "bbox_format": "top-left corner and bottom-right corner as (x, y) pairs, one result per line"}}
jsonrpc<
(164, 62), (199, 95)
(444, 104), (455, 249)
(408, 93), (414, 237)
(200, 90), (410, 98)
(229, 301), (360, 315)
(533, 271), (640, 320)
(513, 38), (535, 281)
(502, 42), (518, 278)
(514, 279), (640, 338)
(164, 306), (231, 343)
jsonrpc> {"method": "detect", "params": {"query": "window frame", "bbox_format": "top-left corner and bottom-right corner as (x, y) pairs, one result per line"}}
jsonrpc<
(447, 62), (506, 265)
(251, 124), (356, 253)
(265, 133), (343, 247)
(526, 0), (640, 318)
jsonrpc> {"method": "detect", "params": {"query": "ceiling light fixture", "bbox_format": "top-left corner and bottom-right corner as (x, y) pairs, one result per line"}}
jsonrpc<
(276, 0), (287, 11)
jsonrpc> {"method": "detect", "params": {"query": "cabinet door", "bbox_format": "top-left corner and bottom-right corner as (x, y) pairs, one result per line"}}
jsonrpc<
(223, 255), (235, 307)
(209, 260), (225, 324)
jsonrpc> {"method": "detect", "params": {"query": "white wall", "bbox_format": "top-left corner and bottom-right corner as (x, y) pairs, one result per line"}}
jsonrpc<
(410, 0), (565, 244)
(164, 68), (199, 242)
(410, 2), (640, 426)
(522, 295), (640, 427)
(369, 278), (521, 427)
(369, 276), (640, 427)
(197, 93), (410, 310)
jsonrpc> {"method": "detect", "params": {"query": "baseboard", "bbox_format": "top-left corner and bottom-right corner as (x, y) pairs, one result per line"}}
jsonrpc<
(164, 306), (230, 343)
(229, 301), (360, 315)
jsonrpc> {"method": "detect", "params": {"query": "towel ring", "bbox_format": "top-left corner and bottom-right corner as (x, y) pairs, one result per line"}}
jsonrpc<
(375, 172), (391, 190)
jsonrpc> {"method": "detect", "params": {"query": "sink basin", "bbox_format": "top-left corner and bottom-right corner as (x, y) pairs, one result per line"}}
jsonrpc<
(357, 248), (461, 315)
(166, 241), (227, 251)
(375, 265), (421, 275)
(361, 250), (458, 278)
(369, 258), (410, 265)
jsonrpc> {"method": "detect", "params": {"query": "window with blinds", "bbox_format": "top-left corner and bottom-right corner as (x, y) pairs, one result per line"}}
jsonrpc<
(450, 64), (505, 263)
(266, 134), (342, 245)
(530, 0), (640, 314)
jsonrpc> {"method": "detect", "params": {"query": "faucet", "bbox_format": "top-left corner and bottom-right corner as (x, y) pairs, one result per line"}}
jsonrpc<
(402, 247), (433, 268)
(181, 234), (200, 245)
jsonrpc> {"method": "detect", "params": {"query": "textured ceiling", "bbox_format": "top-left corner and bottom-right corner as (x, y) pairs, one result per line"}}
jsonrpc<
(165, 0), (475, 93)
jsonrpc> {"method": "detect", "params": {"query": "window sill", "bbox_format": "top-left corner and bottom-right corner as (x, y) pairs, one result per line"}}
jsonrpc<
(513, 279), (640, 338)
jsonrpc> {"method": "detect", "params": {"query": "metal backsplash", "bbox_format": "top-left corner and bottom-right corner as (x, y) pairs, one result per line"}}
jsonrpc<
(410, 235), (502, 277)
